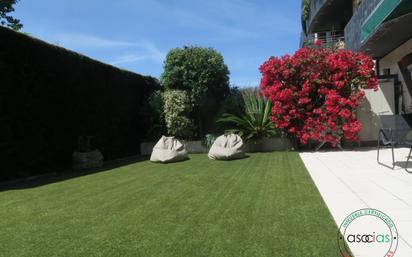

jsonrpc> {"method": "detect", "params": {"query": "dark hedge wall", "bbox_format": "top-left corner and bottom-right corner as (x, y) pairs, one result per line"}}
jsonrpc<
(0, 26), (159, 181)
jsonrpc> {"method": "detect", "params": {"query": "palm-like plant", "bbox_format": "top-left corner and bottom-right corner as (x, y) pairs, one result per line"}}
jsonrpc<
(217, 88), (279, 140)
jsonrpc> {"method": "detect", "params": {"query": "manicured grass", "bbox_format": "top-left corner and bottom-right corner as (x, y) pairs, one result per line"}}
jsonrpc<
(0, 152), (341, 257)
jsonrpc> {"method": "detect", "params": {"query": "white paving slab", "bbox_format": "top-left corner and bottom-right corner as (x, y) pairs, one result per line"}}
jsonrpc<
(300, 147), (412, 257)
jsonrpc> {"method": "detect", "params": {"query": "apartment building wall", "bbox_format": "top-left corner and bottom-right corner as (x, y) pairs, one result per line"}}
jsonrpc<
(379, 38), (412, 113)
(344, 0), (382, 52)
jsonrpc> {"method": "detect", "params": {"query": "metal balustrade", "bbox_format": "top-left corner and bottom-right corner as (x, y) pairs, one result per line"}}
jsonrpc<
(302, 33), (345, 49)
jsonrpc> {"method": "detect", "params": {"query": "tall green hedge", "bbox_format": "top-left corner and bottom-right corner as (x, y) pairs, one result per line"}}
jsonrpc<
(0, 26), (159, 181)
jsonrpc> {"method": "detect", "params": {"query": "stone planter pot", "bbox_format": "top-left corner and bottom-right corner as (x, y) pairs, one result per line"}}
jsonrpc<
(72, 149), (104, 170)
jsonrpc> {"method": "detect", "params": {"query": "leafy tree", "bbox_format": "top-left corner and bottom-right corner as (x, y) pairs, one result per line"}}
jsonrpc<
(218, 88), (278, 141)
(160, 46), (230, 135)
(0, 0), (23, 31)
(163, 90), (195, 139)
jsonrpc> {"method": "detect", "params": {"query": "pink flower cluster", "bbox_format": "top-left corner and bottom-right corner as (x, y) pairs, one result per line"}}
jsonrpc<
(259, 47), (378, 147)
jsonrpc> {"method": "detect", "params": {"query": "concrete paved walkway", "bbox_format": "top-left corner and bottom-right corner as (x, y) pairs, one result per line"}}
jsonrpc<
(300, 147), (412, 257)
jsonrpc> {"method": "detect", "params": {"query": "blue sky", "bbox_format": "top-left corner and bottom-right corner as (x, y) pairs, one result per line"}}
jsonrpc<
(14, 0), (301, 87)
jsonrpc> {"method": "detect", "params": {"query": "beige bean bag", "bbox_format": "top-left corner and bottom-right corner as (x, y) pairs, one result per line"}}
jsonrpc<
(208, 134), (245, 160)
(150, 136), (188, 163)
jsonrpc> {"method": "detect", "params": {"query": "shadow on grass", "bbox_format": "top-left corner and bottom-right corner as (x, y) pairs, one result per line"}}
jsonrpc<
(209, 154), (251, 161)
(0, 155), (149, 192)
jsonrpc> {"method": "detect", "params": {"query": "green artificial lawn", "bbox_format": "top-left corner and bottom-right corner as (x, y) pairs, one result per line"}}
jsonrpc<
(0, 152), (341, 257)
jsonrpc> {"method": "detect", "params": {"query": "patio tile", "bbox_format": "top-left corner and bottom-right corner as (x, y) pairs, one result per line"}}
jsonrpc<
(393, 241), (412, 257)
(397, 221), (412, 247)
(300, 147), (412, 257)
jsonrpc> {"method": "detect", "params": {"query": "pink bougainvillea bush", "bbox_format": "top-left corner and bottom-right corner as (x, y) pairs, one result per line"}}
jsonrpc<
(259, 47), (378, 147)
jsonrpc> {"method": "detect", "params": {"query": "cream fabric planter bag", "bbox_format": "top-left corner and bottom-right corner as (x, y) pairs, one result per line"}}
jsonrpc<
(208, 134), (245, 160)
(150, 136), (189, 163)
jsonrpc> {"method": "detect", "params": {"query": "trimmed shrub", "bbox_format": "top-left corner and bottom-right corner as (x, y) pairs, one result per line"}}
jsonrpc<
(0, 26), (159, 180)
(163, 90), (194, 139)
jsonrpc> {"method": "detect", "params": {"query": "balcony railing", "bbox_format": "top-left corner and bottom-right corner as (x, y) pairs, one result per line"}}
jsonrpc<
(302, 33), (345, 49)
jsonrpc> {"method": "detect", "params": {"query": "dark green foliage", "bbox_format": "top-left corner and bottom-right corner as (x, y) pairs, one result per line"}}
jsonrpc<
(160, 46), (230, 136)
(215, 87), (244, 118)
(0, 152), (342, 257)
(218, 88), (279, 141)
(146, 90), (166, 140)
(212, 87), (244, 134)
(301, 0), (310, 21)
(301, 0), (310, 34)
(0, 0), (22, 31)
(148, 90), (164, 119)
(0, 26), (159, 180)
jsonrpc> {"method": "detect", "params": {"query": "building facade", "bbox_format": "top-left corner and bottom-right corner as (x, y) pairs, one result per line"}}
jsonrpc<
(301, 0), (412, 142)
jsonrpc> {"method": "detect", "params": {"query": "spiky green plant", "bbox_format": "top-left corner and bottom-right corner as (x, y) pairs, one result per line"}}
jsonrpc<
(201, 133), (217, 149)
(217, 88), (279, 141)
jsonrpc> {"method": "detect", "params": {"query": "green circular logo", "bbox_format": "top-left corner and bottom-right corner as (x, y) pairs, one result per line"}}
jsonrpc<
(338, 208), (398, 257)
